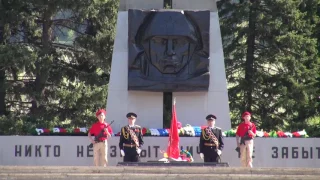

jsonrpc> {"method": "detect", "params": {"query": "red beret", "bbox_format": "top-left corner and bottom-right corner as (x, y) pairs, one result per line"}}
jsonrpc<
(96, 109), (106, 117)
(242, 111), (251, 118)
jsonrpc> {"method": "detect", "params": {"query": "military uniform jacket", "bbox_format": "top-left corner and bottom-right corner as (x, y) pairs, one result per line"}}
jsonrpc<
(199, 127), (224, 153)
(119, 125), (144, 150)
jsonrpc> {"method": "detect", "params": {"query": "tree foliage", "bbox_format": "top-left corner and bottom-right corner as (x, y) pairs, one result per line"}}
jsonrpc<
(1, 0), (320, 136)
(218, 0), (320, 131)
(0, 0), (119, 134)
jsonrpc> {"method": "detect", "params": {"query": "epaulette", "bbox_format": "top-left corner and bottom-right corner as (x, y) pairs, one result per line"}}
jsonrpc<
(135, 125), (141, 128)
(215, 127), (221, 130)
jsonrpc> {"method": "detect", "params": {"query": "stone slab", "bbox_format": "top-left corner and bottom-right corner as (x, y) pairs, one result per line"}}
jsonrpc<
(1, 173), (319, 180)
(117, 162), (229, 167)
(1, 166), (320, 176)
(2, 137), (320, 167)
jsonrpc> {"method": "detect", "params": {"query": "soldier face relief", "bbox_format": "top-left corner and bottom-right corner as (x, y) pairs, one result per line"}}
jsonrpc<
(143, 36), (196, 74)
(128, 9), (210, 91)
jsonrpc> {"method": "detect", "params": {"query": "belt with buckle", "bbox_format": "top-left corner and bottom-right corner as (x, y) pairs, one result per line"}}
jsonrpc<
(97, 140), (106, 143)
(204, 143), (216, 147)
(124, 144), (136, 148)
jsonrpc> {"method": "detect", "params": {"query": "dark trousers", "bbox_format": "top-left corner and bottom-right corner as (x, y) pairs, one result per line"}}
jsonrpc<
(123, 147), (140, 162)
(203, 146), (220, 163)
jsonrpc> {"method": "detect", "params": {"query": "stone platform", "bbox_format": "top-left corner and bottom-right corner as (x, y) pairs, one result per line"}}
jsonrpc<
(1, 166), (320, 180)
(117, 162), (229, 167)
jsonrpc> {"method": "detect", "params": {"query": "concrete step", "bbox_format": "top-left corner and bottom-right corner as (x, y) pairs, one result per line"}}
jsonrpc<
(1, 166), (320, 180)
(1, 166), (320, 175)
(1, 173), (320, 180)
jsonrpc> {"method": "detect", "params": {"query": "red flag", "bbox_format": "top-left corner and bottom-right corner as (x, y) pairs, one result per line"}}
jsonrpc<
(167, 98), (180, 159)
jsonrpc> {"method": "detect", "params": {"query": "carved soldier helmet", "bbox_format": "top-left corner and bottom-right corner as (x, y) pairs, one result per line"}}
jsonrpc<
(139, 10), (199, 43)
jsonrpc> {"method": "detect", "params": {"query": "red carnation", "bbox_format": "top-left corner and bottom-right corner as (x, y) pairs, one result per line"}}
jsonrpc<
(292, 132), (300, 137)
(177, 121), (182, 129)
(59, 128), (67, 133)
(142, 128), (147, 135)
(277, 131), (283, 137)
(43, 128), (50, 133)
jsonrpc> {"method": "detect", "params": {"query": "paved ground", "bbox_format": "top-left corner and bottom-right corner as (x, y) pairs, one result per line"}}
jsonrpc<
(1, 166), (320, 180)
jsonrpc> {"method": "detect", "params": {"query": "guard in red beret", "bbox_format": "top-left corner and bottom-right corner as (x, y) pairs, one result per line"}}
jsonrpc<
(119, 112), (144, 162)
(88, 109), (113, 166)
(199, 114), (224, 163)
(236, 111), (257, 168)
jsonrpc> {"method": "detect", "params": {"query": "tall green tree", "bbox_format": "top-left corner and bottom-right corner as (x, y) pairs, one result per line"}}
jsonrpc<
(0, 0), (119, 134)
(299, 0), (320, 136)
(218, 0), (320, 131)
(0, 0), (35, 116)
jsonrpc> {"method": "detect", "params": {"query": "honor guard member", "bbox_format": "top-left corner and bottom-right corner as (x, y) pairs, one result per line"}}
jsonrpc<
(236, 111), (256, 168)
(119, 112), (144, 162)
(199, 114), (224, 162)
(88, 109), (113, 166)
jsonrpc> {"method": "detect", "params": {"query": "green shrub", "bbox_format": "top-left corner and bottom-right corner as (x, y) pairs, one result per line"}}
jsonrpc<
(304, 115), (320, 137)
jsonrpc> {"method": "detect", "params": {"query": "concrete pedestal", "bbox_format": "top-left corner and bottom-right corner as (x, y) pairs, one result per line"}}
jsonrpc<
(106, 0), (231, 133)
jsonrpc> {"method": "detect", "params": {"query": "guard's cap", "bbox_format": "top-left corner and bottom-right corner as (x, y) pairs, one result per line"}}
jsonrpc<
(126, 112), (137, 119)
(206, 114), (217, 120)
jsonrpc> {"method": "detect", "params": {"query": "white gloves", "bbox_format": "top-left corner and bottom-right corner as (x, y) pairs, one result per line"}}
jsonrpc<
(120, 149), (125, 156)
(136, 148), (141, 154)
(217, 149), (222, 156)
(200, 153), (204, 159)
